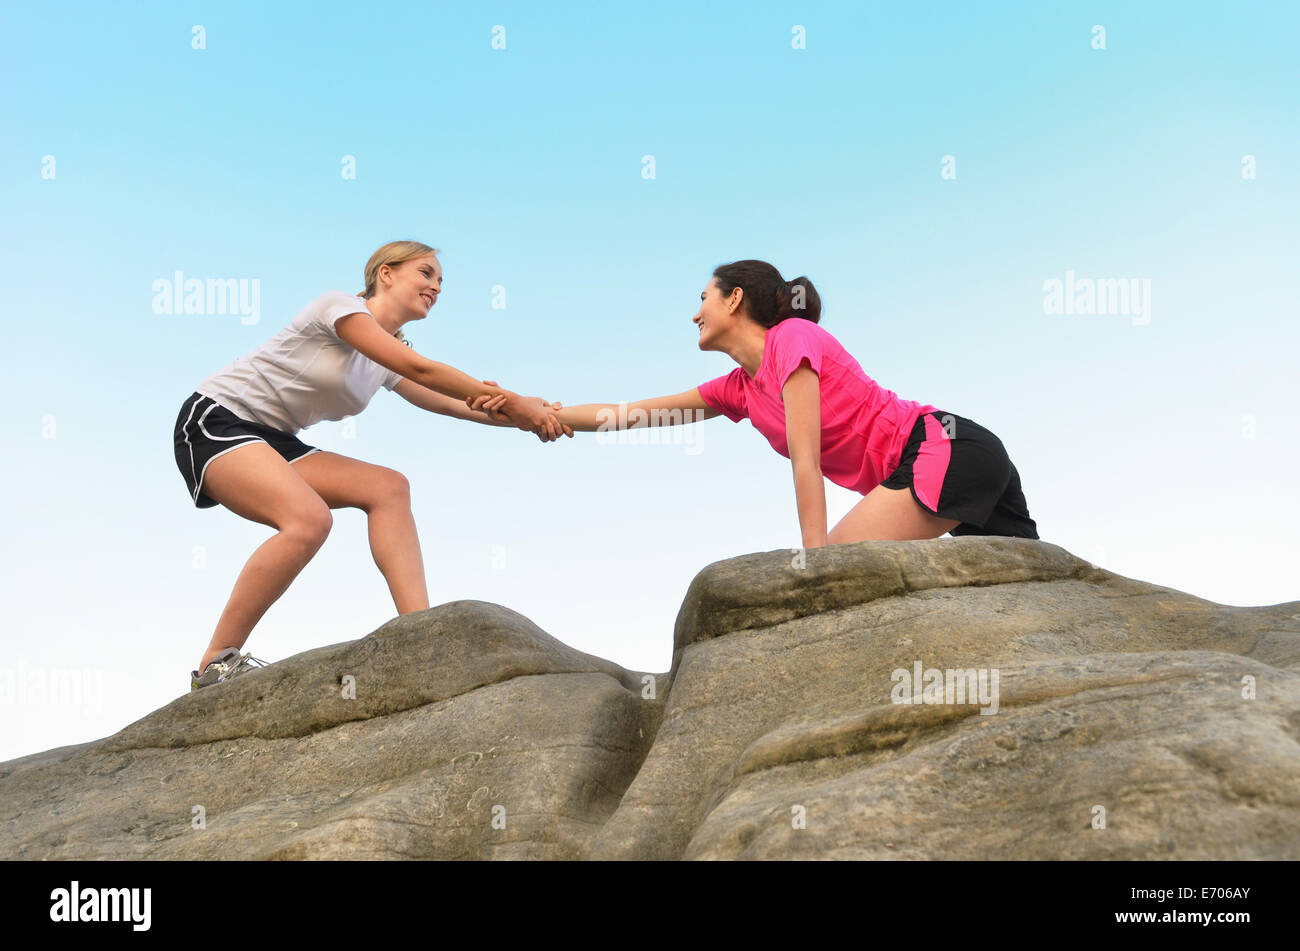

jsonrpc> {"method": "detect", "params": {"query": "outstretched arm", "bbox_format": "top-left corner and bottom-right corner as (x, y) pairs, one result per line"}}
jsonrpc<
(335, 312), (565, 440)
(394, 378), (513, 426)
(542, 387), (721, 431)
(783, 363), (827, 548)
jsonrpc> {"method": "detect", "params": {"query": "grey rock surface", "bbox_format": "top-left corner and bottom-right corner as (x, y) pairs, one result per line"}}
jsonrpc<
(0, 602), (663, 859)
(2, 538), (1297, 859)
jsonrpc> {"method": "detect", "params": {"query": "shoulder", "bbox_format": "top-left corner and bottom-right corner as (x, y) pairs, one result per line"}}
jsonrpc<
(771, 317), (832, 345)
(296, 292), (372, 337)
(769, 319), (847, 372)
(312, 291), (370, 314)
(766, 318), (835, 383)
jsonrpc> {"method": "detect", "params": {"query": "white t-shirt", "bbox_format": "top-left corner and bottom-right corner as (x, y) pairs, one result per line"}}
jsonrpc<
(196, 291), (405, 434)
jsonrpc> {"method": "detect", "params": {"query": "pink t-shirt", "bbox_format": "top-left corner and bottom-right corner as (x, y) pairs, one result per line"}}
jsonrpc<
(697, 318), (938, 494)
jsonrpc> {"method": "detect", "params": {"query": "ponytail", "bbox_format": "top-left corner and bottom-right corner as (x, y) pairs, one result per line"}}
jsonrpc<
(712, 260), (822, 327)
(776, 276), (822, 323)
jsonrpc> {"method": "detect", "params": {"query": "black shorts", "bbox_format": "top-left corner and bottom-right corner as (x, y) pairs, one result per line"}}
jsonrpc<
(879, 409), (1039, 539)
(173, 391), (320, 509)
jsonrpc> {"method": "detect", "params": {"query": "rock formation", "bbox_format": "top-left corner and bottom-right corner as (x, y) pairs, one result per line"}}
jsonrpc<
(2, 537), (1297, 859)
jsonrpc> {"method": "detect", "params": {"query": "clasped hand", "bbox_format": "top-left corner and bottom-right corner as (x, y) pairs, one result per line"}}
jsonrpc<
(468, 381), (573, 443)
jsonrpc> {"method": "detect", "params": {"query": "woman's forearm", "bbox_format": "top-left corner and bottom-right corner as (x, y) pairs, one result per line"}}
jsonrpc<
(792, 460), (828, 548)
(415, 359), (506, 402)
(448, 401), (515, 427)
(556, 401), (701, 432)
(420, 361), (555, 432)
(555, 404), (622, 432)
(407, 382), (514, 426)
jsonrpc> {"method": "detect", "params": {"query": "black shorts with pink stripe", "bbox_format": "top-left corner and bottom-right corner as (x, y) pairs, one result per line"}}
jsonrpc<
(173, 392), (320, 509)
(879, 410), (1039, 539)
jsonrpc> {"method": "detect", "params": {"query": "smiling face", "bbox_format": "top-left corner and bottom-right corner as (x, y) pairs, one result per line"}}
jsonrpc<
(693, 278), (743, 350)
(378, 253), (442, 319)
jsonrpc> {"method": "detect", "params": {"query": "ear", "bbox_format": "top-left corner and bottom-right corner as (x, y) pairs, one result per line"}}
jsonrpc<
(728, 286), (743, 314)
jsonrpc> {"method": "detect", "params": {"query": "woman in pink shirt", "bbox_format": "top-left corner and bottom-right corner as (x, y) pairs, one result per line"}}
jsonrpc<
(476, 259), (1037, 547)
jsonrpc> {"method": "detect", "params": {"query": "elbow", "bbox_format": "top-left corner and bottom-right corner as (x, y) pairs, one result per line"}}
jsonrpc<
(409, 357), (443, 393)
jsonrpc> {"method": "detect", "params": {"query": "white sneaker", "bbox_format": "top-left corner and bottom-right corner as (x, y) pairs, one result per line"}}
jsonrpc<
(190, 647), (269, 691)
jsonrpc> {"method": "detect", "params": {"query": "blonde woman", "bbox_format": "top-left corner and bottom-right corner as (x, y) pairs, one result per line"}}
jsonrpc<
(173, 240), (569, 691)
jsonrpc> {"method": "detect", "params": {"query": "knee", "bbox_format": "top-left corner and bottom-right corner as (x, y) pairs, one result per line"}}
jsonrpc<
(284, 504), (333, 549)
(371, 468), (411, 508)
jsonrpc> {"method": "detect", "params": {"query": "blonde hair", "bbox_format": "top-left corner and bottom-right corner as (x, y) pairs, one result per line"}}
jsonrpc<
(356, 240), (440, 300)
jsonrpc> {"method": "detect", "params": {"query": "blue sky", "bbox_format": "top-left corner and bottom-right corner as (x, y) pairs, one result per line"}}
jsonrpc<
(2, 0), (1297, 762)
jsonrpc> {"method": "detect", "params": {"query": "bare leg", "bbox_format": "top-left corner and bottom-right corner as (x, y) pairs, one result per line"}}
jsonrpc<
(196, 443), (333, 673)
(200, 528), (329, 669)
(828, 484), (962, 544)
(364, 497), (430, 613)
(290, 451), (430, 614)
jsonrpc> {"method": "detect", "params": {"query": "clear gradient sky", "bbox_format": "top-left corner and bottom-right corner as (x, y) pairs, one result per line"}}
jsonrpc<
(2, 1), (1298, 762)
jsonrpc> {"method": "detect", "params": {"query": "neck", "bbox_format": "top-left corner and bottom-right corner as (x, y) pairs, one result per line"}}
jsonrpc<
(721, 319), (769, 378)
(362, 293), (406, 337)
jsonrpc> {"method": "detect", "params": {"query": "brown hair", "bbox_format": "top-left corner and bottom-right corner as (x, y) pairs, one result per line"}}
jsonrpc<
(712, 259), (822, 328)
